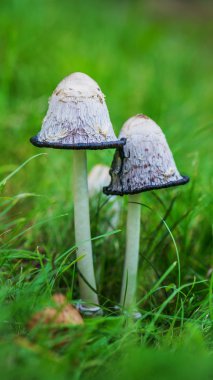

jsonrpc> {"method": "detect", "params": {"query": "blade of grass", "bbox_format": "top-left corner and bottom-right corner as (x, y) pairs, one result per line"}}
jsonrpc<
(0, 153), (47, 187)
(137, 261), (177, 306)
(1, 213), (69, 248)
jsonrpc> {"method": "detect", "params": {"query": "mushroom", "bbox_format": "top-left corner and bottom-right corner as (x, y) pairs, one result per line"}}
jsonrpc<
(88, 164), (111, 198)
(88, 164), (120, 230)
(103, 114), (189, 311)
(30, 72), (125, 314)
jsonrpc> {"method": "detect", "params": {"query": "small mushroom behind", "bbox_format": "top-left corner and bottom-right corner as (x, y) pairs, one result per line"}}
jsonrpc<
(103, 114), (189, 311)
(30, 72), (125, 314)
(88, 164), (120, 230)
(88, 164), (111, 197)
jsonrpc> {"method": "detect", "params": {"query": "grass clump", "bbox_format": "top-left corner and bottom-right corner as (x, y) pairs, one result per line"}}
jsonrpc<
(0, 0), (212, 379)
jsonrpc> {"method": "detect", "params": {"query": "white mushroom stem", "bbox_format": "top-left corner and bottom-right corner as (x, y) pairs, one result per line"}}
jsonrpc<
(120, 193), (141, 309)
(72, 150), (99, 307)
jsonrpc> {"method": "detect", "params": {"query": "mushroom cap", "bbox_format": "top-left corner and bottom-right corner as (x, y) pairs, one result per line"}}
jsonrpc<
(30, 72), (125, 150)
(103, 114), (189, 195)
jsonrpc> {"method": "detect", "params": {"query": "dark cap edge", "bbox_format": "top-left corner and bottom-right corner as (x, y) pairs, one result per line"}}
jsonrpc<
(30, 136), (126, 150)
(103, 176), (190, 196)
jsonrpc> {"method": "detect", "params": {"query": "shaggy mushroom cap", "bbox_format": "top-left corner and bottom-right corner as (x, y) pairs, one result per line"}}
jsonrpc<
(30, 72), (125, 150)
(103, 114), (189, 195)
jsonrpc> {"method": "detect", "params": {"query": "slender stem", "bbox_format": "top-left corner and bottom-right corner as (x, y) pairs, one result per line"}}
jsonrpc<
(72, 150), (99, 306)
(120, 193), (141, 309)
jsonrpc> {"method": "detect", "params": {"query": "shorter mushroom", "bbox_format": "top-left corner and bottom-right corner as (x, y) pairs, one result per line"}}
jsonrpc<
(103, 114), (189, 311)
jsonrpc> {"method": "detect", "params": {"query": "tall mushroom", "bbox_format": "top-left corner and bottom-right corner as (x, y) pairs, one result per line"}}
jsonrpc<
(103, 114), (189, 311)
(30, 72), (125, 315)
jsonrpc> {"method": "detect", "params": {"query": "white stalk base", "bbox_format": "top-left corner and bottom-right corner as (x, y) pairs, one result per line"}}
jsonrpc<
(77, 303), (103, 317)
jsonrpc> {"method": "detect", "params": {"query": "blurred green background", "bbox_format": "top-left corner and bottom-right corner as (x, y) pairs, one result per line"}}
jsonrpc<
(0, 0), (212, 379)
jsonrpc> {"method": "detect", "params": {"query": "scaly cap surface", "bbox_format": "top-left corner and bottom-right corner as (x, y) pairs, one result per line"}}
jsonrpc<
(104, 114), (189, 195)
(30, 72), (125, 150)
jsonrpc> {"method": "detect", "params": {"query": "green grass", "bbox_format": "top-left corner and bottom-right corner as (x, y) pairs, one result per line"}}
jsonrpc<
(0, 0), (212, 379)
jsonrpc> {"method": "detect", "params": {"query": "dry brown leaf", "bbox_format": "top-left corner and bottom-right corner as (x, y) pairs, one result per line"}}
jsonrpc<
(28, 293), (84, 329)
